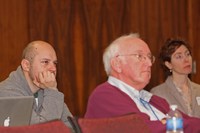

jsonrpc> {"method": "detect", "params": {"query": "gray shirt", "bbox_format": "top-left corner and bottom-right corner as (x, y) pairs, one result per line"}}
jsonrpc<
(0, 66), (73, 127)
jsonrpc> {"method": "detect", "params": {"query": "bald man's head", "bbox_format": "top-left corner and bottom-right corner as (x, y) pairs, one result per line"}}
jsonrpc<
(22, 40), (55, 62)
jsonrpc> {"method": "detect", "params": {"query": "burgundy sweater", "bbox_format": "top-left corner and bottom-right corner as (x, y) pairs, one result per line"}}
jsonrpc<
(85, 82), (200, 133)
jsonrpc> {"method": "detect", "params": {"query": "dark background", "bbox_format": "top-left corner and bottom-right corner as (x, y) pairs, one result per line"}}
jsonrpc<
(0, 0), (200, 117)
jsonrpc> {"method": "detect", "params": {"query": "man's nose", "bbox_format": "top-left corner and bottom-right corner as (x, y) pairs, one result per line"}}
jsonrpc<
(49, 63), (57, 72)
(147, 59), (153, 66)
(144, 56), (153, 66)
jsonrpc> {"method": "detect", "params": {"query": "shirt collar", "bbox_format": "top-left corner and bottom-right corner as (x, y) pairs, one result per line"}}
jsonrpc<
(108, 76), (152, 102)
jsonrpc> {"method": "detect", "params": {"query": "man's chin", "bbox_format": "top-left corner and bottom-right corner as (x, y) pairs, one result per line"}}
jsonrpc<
(143, 74), (151, 81)
(142, 78), (150, 87)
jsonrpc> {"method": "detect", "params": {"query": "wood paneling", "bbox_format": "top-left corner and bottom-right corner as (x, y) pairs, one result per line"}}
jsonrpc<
(0, 0), (199, 116)
(0, 0), (29, 80)
(189, 0), (200, 82)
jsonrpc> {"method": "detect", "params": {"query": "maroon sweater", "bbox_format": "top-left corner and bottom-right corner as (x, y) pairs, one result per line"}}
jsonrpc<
(85, 82), (200, 133)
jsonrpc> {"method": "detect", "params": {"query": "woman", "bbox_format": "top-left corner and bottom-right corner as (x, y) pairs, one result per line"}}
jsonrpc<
(151, 38), (200, 118)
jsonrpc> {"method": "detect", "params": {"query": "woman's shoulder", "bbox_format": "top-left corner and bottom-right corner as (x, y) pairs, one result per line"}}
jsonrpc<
(190, 81), (200, 89)
(151, 82), (167, 93)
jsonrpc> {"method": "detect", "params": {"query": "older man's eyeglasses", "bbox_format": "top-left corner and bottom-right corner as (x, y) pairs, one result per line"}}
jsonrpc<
(116, 53), (155, 64)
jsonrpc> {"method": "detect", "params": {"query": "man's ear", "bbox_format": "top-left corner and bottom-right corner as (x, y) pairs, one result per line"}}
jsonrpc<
(110, 57), (122, 73)
(21, 59), (30, 71)
(164, 61), (172, 70)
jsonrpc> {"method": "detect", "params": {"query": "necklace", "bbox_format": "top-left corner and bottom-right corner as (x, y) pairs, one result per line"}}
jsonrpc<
(173, 80), (192, 115)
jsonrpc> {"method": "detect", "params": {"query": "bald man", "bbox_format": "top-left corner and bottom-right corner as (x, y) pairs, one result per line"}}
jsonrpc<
(0, 41), (72, 128)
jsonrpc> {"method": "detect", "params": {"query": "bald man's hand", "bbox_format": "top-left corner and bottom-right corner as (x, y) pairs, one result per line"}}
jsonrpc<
(33, 71), (57, 90)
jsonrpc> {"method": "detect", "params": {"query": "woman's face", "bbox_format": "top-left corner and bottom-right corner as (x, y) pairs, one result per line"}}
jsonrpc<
(166, 45), (192, 76)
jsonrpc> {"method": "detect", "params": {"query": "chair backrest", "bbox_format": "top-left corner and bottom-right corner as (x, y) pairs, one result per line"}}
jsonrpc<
(0, 120), (72, 133)
(68, 113), (152, 133)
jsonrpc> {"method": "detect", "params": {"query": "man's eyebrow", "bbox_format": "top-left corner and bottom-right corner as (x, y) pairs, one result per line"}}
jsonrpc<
(40, 58), (50, 61)
(40, 58), (57, 62)
(133, 50), (152, 54)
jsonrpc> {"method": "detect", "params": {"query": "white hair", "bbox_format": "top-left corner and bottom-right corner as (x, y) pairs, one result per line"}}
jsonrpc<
(103, 33), (140, 75)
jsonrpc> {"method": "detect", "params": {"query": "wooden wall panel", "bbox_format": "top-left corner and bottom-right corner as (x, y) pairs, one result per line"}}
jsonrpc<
(188, 0), (200, 83)
(0, 0), (29, 80)
(0, 0), (200, 117)
(28, 0), (81, 114)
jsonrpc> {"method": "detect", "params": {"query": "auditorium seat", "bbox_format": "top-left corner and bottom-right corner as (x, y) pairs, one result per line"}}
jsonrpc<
(68, 113), (151, 133)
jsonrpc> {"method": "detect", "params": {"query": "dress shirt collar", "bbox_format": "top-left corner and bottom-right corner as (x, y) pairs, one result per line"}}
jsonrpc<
(108, 76), (152, 102)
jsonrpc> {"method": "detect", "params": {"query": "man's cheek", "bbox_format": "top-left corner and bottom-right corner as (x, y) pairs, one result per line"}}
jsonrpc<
(34, 73), (41, 82)
(34, 75), (39, 82)
(53, 72), (56, 77)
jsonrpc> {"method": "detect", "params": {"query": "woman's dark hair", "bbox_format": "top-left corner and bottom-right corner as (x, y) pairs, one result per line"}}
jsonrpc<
(159, 38), (191, 77)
